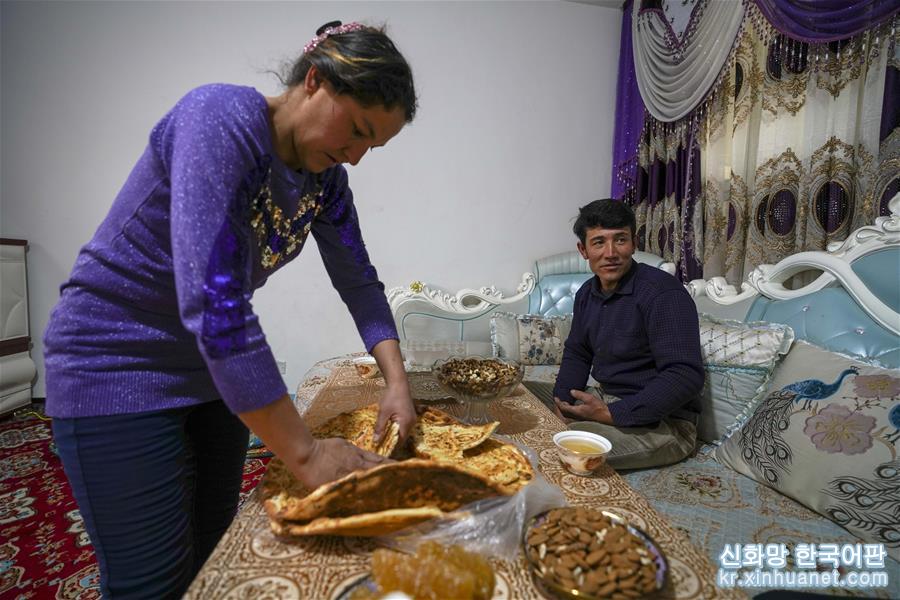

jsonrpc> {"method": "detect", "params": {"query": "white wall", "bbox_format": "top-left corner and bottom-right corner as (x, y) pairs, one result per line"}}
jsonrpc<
(1, 1), (622, 398)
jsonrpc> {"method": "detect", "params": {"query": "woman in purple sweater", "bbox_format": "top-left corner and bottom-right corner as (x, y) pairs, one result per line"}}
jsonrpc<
(43, 21), (417, 598)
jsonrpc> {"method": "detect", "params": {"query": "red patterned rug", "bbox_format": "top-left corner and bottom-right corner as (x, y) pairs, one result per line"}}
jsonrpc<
(0, 406), (271, 599)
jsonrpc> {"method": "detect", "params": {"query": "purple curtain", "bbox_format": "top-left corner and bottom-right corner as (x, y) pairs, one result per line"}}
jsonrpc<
(754, 0), (900, 42)
(610, 0), (899, 280)
(879, 63), (899, 216)
(610, 0), (645, 202)
(631, 126), (703, 282)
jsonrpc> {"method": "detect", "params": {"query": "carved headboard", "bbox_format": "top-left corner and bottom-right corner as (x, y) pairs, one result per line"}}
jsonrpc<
(387, 196), (899, 369)
(689, 195), (900, 368)
(387, 251), (674, 345)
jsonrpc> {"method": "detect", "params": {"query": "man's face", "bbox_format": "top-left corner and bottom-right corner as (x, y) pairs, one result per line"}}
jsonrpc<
(577, 225), (636, 292)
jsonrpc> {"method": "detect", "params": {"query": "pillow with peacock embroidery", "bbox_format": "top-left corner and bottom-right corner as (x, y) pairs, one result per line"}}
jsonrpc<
(715, 341), (900, 560)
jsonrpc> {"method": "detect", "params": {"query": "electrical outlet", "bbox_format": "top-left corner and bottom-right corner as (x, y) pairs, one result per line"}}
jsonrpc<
(276, 360), (287, 374)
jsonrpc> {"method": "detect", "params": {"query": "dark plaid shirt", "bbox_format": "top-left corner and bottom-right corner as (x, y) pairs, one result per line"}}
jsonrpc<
(553, 261), (704, 427)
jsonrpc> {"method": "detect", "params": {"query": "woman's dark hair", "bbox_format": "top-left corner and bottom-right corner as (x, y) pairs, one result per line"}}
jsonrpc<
(572, 199), (636, 244)
(283, 21), (418, 122)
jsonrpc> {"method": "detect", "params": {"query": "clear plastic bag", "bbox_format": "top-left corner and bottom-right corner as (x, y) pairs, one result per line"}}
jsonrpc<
(376, 437), (568, 561)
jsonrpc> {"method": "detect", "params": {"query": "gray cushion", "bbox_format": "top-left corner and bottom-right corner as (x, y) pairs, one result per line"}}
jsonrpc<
(696, 315), (794, 443)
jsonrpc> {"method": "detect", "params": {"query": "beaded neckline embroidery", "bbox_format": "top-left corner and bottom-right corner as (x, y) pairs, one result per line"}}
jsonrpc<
(249, 172), (324, 270)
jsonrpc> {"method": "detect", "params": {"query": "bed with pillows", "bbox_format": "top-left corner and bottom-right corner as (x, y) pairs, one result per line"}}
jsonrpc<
(385, 199), (900, 597)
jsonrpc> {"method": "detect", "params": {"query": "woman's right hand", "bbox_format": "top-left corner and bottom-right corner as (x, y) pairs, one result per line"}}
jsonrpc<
(294, 437), (390, 490)
(237, 394), (391, 491)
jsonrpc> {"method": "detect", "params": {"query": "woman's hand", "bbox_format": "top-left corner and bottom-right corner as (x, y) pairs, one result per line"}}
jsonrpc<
(238, 394), (389, 491)
(376, 383), (416, 443)
(296, 437), (390, 490)
(369, 339), (416, 443)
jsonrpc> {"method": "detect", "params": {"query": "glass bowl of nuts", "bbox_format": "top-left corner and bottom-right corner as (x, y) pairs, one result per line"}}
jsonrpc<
(522, 507), (667, 599)
(431, 356), (524, 424)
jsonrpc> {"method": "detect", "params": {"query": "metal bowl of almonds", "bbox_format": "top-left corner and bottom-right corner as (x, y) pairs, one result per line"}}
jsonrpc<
(522, 507), (667, 599)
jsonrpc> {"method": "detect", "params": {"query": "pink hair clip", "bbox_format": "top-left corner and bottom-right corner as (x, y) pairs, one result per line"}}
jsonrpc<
(303, 21), (365, 54)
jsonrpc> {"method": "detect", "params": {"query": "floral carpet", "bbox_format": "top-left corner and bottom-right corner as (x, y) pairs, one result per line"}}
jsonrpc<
(0, 405), (271, 599)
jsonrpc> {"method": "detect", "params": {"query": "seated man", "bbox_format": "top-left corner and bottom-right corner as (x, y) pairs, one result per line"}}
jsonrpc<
(528, 199), (704, 470)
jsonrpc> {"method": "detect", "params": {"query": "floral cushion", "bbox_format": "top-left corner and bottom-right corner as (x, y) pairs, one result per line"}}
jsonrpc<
(696, 315), (794, 443)
(715, 341), (900, 560)
(522, 365), (563, 384)
(490, 312), (572, 365)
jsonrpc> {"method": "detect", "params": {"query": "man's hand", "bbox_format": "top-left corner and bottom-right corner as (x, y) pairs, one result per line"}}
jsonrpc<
(298, 437), (390, 489)
(551, 398), (574, 424)
(554, 389), (614, 425)
(376, 383), (416, 444)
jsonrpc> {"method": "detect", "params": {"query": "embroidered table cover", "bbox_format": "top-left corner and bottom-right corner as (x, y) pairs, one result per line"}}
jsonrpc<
(185, 356), (743, 599)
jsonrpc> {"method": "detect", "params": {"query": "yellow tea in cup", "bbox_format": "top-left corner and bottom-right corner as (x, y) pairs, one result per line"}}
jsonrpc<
(559, 438), (605, 454)
(552, 431), (612, 475)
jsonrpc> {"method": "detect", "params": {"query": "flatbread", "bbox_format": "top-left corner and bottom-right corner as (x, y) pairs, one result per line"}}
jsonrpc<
(408, 407), (532, 493)
(412, 407), (499, 461)
(263, 458), (510, 535)
(312, 403), (400, 457)
(261, 405), (534, 538)
(260, 455), (308, 503)
(462, 438), (534, 493)
(270, 507), (446, 537)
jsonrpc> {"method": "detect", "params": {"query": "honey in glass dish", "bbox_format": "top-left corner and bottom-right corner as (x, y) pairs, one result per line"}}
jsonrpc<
(370, 541), (494, 600)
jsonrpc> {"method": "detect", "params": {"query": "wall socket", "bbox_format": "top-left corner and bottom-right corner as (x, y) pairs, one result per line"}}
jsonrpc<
(276, 360), (287, 374)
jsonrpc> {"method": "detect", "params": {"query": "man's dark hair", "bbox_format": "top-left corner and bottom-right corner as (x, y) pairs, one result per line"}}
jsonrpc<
(572, 199), (636, 244)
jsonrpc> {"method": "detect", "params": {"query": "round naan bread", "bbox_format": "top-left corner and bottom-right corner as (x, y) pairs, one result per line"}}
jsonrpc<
(462, 438), (534, 493)
(261, 404), (536, 538)
(263, 458), (509, 536)
(412, 407), (499, 461)
(312, 403), (400, 457)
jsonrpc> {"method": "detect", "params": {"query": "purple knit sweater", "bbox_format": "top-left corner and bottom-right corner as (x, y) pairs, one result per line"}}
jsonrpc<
(44, 84), (398, 418)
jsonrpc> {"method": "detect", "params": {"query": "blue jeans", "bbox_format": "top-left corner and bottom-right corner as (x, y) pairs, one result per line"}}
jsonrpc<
(53, 401), (249, 599)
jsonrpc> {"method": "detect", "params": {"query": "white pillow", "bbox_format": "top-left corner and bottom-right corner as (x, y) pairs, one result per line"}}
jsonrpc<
(697, 314), (794, 443)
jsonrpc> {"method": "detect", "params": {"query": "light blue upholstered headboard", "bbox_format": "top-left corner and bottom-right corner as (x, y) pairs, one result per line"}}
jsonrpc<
(692, 206), (899, 369)
(518, 223), (899, 369)
(387, 205), (899, 365)
(386, 251), (674, 344)
(743, 248), (899, 368)
(526, 250), (675, 316)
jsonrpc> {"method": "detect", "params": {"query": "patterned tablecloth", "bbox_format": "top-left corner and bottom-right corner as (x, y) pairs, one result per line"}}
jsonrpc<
(185, 356), (744, 599)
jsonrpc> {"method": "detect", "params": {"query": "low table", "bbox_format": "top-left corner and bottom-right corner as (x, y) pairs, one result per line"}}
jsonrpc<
(185, 356), (743, 599)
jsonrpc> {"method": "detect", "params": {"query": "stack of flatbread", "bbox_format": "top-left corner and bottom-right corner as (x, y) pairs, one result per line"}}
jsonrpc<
(261, 404), (535, 537)
(412, 407), (534, 494)
(310, 403), (401, 457)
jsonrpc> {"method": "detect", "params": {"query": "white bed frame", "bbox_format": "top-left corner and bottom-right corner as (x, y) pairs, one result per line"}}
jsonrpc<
(688, 195), (900, 337)
(388, 195), (900, 346)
